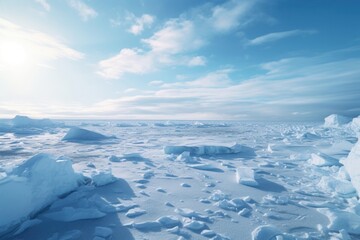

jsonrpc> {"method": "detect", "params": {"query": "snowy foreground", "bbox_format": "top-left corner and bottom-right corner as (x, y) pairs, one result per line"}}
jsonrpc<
(1, 115), (360, 240)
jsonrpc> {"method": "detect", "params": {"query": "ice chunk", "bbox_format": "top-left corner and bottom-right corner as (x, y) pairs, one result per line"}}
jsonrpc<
(201, 229), (217, 237)
(342, 139), (360, 196)
(236, 167), (258, 187)
(209, 190), (229, 202)
(43, 207), (106, 222)
(176, 151), (198, 163)
(184, 219), (206, 231)
(251, 225), (283, 240)
(164, 143), (254, 156)
(125, 208), (147, 218)
(11, 115), (57, 128)
(309, 153), (340, 167)
(318, 176), (356, 197)
(175, 208), (210, 222)
(91, 170), (116, 187)
(324, 114), (351, 128)
(0, 153), (82, 235)
(157, 216), (181, 228)
(62, 127), (111, 142)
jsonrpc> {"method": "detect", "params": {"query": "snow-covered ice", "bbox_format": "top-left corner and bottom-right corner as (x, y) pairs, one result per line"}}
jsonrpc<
(1, 115), (360, 239)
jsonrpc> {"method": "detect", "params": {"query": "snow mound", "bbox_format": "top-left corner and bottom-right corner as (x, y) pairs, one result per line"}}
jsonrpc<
(11, 115), (57, 128)
(251, 225), (283, 240)
(62, 127), (111, 142)
(0, 153), (82, 235)
(324, 114), (351, 128)
(341, 139), (360, 196)
(308, 153), (340, 167)
(164, 143), (254, 156)
(236, 167), (259, 187)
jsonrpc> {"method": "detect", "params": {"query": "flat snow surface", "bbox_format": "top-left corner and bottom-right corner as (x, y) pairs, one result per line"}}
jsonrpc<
(0, 118), (359, 240)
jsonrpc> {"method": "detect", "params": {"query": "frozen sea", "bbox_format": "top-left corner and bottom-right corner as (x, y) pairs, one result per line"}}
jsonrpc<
(1, 116), (360, 240)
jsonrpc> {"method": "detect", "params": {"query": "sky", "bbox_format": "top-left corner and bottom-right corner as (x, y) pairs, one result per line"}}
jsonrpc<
(0, 0), (360, 121)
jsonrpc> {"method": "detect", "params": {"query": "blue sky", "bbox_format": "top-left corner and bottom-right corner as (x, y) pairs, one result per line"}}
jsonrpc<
(0, 0), (359, 120)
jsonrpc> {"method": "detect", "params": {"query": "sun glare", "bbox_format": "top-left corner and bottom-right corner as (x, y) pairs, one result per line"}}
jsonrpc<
(0, 41), (28, 67)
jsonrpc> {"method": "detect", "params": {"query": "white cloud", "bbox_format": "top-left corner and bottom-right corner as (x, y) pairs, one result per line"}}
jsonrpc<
(209, 0), (256, 32)
(248, 30), (316, 46)
(97, 48), (155, 79)
(0, 18), (83, 63)
(142, 19), (204, 54)
(127, 13), (155, 35)
(188, 56), (206, 66)
(68, 0), (98, 21)
(35, 0), (50, 11)
(98, 0), (260, 79)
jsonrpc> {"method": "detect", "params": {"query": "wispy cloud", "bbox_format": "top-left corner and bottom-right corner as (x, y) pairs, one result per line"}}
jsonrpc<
(68, 0), (97, 21)
(126, 13), (155, 35)
(94, 50), (360, 120)
(35, 0), (50, 11)
(0, 18), (84, 65)
(248, 30), (316, 46)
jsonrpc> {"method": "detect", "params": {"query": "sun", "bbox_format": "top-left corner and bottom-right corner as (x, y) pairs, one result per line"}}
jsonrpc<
(0, 41), (28, 67)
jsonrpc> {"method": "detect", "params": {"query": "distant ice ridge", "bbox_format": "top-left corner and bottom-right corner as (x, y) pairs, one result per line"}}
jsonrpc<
(0, 153), (83, 236)
(11, 115), (57, 128)
(62, 127), (113, 142)
(324, 114), (351, 128)
(164, 143), (254, 156)
(0, 115), (62, 134)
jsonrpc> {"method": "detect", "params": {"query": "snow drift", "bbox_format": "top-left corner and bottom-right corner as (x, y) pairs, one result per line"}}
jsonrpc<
(324, 114), (351, 128)
(0, 154), (82, 236)
(62, 127), (112, 142)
